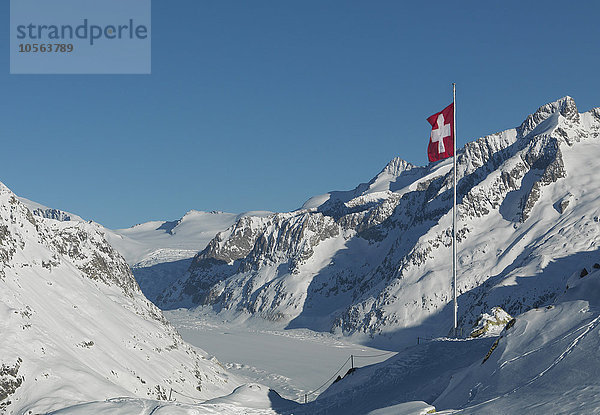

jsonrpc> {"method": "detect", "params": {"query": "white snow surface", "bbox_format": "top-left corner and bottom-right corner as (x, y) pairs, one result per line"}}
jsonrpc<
(366, 401), (436, 415)
(50, 384), (300, 415)
(165, 310), (396, 402)
(436, 266), (600, 413)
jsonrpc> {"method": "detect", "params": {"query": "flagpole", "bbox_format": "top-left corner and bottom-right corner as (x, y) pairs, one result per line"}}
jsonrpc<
(452, 83), (458, 338)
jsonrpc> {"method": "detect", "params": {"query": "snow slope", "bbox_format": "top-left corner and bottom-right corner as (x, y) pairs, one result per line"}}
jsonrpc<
(0, 184), (239, 414)
(297, 335), (494, 414)
(435, 265), (600, 413)
(49, 384), (300, 415)
(287, 264), (600, 414)
(158, 97), (600, 349)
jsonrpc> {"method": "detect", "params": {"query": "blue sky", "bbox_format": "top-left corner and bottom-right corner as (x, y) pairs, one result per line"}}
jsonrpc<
(2, 1), (599, 228)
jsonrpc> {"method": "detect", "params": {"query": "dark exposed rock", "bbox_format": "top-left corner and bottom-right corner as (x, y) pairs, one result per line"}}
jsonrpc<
(558, 199), (570, 214)
(51, 224), (139, 297)
(31, 207), (74, 222)
(0, 359), (23, 410)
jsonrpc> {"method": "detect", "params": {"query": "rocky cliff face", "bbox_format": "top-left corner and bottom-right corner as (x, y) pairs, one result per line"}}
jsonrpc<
(18, 197), (84, 223)
(157, 97), (600, 344)
(0, 185), (237, 414)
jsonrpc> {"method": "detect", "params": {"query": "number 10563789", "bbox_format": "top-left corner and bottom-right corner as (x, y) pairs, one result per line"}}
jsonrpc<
(19, 43), (74, 53)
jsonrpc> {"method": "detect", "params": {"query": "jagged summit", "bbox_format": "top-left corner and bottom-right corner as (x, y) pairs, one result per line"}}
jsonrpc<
(300, 157), (418, 212)
(379, 157), (414, 177)
(517, 96), (579, 138)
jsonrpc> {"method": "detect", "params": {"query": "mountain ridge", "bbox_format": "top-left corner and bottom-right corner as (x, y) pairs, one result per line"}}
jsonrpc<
(154, 96), (600, 347)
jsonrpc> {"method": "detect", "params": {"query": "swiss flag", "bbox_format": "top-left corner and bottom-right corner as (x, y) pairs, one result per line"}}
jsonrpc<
(427, 103), (454, 162)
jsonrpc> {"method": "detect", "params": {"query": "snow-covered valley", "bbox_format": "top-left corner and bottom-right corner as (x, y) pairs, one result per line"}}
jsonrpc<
(165, 310), (396, 403)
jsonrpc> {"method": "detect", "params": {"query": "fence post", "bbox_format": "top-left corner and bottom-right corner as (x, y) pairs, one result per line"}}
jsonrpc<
(351, 354), (354, 370)
(168, 388), (173, 401)
(305, 394), (307, 404)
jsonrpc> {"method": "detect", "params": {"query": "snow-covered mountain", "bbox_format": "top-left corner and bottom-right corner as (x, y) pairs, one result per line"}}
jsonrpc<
(156, 96), (600, 347)
(0, 184), (239, 414)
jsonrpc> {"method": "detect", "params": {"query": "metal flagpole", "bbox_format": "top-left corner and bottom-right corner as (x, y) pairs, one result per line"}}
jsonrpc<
(452, 83), (458, 338)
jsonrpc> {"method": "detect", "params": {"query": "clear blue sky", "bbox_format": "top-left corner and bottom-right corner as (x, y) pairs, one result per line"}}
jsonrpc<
(2, 1), (599, 228)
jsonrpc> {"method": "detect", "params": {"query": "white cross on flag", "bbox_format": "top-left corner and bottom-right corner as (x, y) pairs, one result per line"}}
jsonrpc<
(427, 103), (454, 162)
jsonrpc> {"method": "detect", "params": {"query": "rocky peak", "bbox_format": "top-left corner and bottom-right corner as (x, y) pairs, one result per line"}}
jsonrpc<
(558, 95), (579, 119)
(0, 182), (139, 297)
(379, 157), (414, 177)
(517, 96), (579, 138)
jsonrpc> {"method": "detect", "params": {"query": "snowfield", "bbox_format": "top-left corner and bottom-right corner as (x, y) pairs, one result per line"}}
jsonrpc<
(436, 267), (600, 413)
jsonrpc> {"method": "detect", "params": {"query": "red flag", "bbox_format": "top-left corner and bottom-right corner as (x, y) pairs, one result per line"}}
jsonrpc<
(427, 103), (454, 162)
